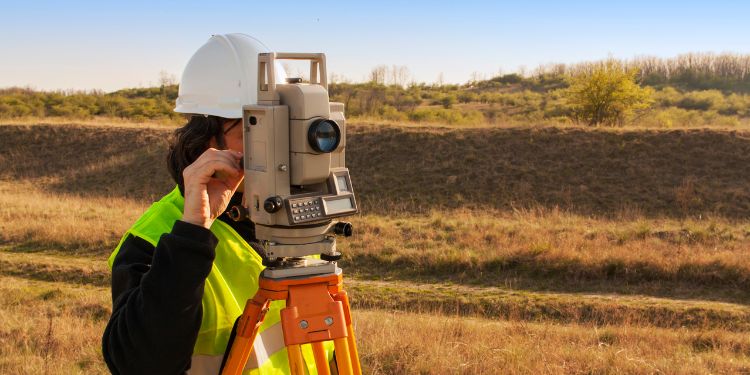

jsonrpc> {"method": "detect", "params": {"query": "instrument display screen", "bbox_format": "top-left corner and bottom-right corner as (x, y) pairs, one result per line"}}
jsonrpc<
(325, 197), (354, 214)
(336, 175), (349, 192)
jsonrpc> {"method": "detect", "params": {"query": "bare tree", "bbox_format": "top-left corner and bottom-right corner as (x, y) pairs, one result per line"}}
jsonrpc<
(369, 65), (387, 84)
(517, 65), (527, 77)
(389, 65), (399, 86)
(282, 62), (307, 81)
(158, 70), (177, 87)
(393, 65), (411, 87)
(329, 72), (351, 84)
(470, 71), (485, 83)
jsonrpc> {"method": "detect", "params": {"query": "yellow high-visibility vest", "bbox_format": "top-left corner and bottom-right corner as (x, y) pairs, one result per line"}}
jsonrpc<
(108, 186), (334, 374)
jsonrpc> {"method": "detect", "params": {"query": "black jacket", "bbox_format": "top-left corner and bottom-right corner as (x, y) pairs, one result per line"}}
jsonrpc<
(102, 194), (258, 375)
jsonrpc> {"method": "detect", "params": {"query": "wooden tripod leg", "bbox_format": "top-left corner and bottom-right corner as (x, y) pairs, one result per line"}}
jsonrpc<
(287, 344), (306, 375)
(312, 341), (332, 375)
(345, 323), (361, 375)
(334, 291), (362, 375)
(221, 294), (271, 375)
(333, 338), (354, 375)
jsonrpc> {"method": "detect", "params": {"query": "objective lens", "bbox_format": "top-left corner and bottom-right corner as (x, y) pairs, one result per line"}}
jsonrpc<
(308, 119), (341, 153)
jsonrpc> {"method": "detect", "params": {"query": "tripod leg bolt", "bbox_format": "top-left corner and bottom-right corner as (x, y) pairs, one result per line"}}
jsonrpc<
(299, 320), (309, 329)
(324, 317), (334, 326)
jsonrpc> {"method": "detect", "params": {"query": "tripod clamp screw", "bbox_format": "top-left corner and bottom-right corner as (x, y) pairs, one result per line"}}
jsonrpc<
(320, 252), (342, 261)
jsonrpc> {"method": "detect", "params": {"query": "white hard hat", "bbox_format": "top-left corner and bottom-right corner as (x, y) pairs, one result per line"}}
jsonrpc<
(174, 33), (287, 118)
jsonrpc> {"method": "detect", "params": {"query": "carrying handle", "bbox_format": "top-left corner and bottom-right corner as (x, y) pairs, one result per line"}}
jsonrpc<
(258, 52), (327, 96)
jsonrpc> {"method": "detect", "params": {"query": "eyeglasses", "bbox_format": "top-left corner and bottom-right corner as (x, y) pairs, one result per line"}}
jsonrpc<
(224, 118), (242, 134)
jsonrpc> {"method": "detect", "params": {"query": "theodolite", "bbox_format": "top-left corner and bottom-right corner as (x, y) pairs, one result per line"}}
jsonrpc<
(222, 52), (362, 375)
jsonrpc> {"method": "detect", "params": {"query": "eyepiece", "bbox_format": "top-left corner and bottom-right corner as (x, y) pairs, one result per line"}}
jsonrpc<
(308, 119), (341, 153)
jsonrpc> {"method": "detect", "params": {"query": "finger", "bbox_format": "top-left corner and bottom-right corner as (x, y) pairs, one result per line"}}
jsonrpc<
(215, 168), (244, 183)
(190, 148), (240, 167)
(213, 156), (244, 180)
(196, 149), (242, 168)
(192, 160), (241, 182)
(189, 156), (239, 176)
(227, 171), (244, 192)
(222, 150), (243, 170)
(194, 151), (242, 172)
(206, 151), (243, 179)
(183, 149), (243, 183)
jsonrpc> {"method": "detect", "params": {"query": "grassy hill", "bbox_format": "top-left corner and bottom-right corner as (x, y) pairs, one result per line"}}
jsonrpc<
(3, 122), (749, 217)
(1, 121), (749, 373)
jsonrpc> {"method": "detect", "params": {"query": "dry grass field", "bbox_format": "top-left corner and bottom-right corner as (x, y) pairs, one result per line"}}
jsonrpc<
(1, 121), (749, 374)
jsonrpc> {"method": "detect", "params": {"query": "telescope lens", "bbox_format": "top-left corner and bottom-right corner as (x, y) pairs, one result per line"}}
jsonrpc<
(308, 120), (341, 153)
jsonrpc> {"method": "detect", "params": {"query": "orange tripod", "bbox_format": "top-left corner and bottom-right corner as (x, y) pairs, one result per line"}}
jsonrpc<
(221, 269), (362, 375)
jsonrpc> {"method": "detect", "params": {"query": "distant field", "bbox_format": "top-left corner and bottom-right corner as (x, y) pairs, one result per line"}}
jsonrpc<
(1, 121), (749, 374)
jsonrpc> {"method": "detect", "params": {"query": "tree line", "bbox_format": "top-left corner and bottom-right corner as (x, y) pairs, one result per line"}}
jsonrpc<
(531, 53), (750, 92)
(2, 53), (749, 127)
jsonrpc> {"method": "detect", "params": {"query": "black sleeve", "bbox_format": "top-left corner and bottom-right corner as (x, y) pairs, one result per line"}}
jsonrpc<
(102, 220), (218, 375)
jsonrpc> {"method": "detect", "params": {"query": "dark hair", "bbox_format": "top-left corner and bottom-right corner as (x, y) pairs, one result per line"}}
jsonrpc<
(166, 115), (230, 191)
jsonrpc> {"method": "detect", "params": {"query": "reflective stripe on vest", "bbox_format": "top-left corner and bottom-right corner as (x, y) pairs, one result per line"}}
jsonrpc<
(188, 322), (285, 374)
(108, 186), (334, 374)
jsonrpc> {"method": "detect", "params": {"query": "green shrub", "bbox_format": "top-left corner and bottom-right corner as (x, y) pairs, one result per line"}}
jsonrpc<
(654, 87), (682, 107)
(440, 94), (457, 109)
(638, 107), (740, 128)
(563, 61), (654, 126)
(458, 91), (478, 103)
(719, 93), (750, 116)
(378, 105), (408, 121)
(408, 107), (484, 125)
(491, 73), (523, 84)
(676, 90), (724, 111)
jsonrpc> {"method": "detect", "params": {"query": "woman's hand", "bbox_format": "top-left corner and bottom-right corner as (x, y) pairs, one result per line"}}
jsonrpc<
(181, 148), (244, 229)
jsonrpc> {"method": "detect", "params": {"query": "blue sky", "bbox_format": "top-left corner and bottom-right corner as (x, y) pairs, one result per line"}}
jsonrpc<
(1, 0), (748, 91)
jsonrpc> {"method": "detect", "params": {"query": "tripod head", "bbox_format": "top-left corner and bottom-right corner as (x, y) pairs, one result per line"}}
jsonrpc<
(236, 52), (358, 278)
